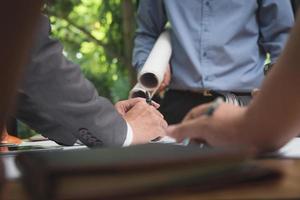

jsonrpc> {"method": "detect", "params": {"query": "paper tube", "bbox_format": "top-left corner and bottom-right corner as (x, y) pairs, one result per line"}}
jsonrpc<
(137, 30), (172, 90)
(129, 83), (147, 98)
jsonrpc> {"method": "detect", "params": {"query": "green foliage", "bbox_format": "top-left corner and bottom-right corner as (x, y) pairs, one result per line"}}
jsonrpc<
(18, 121), (39, 139)
(46, 0), (136, 103)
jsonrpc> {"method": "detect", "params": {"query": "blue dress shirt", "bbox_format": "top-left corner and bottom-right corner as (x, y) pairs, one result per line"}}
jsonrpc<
(133, 0), (294, 92)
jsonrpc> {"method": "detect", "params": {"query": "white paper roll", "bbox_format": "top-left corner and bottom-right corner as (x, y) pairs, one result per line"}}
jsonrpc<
(129, 83), (147, 98)
(138, 30), (172, 90)
(129, 83), (158, 99)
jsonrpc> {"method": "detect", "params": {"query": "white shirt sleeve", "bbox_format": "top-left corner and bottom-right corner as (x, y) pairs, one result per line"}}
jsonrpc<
(123, 122), (133, 146)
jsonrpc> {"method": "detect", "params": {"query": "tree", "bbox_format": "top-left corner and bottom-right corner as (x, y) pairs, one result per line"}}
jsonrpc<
(46, 0), (137, 103)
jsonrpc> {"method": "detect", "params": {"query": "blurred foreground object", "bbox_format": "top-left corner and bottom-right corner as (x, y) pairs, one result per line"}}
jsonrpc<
(0, 0), (44, 197)
(16, 143), (280, 200)
(0, 0), (43, 136)
(0, 128), (22, 145)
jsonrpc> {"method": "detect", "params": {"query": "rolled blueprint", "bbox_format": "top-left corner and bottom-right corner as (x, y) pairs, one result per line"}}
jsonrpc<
(129, 83), (147, 98)
(137, 30), (172, 91)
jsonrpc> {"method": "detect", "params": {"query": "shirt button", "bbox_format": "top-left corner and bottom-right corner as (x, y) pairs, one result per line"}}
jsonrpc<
(203, 52), (207, 57)
(204, 28), (209, 32)
(205, 1), (210, 6)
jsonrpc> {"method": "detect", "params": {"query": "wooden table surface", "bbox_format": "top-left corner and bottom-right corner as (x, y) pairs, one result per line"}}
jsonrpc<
(145, 159), (300, 200)
(2, 158), (300, 200)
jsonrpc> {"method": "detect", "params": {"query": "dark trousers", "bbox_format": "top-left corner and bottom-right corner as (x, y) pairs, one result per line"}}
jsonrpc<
(159, 90), (252, 125)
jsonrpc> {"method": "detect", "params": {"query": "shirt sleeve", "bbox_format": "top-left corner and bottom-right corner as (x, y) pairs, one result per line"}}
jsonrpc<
(132, 0), (168, 71)
(258, 0), (294, 64)
(123, 122), (133, 146)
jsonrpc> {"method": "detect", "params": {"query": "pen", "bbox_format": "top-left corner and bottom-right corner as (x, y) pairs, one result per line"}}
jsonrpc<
(182, 97), (224, 146)
(145, 91), (152, 105)
(146, 91), (161, 142)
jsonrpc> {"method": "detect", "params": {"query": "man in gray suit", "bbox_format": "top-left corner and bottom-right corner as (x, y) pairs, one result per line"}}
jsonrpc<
(14, 16), (167, 147)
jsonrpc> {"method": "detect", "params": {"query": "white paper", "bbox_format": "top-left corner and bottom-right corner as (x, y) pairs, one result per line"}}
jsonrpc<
(2, 140), (86, 180)
(138, 30), (172, 91)
(277, 137), (300, 158)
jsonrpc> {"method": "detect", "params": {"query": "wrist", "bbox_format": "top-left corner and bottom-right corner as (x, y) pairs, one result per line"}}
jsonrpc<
(238, 107), (262, 152)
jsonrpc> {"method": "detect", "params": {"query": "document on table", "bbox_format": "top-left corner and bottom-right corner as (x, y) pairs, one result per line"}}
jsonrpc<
(156, 136), (300, 158)
(277, 137), (300, 158)
(2, 140), (87, 180)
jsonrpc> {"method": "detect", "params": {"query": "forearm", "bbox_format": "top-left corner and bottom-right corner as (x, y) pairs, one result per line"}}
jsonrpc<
(241, 14), (300, 152)
(21, 15), (128, 147)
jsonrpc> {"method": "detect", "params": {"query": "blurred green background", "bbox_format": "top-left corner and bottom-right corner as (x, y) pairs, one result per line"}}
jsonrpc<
(47, 0), (138, 102)
(19, 0), (138, 138)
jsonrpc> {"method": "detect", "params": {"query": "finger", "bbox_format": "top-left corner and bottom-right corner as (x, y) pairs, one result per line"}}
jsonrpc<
(156, 125), (168, 137)
(166, 125), (185, 142)
(124, 98), (145, 108)
(115, 102), (126, 116)
(149, 106), (165, 119)
(158, 68), (171, 92)
(130, 99), (149, 110)
(167, 119), (206, 142)
(158, 83), (166, 92)
(160, 119), (168, 129)
(163, 72), (171, 84)
(115, 98), (145, 115)
(183, 103), (211, 121)
(150, 100), (160, 109)
(130, 97), (160, 109)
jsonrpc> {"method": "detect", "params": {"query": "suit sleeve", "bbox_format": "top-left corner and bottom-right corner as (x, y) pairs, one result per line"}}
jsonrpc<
(132, 0), (167, 71)
(16, 15), (127, 147)
(258, 0), (294, 64)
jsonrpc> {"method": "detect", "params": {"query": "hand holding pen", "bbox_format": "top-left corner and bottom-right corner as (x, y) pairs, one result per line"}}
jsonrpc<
(182, 98), (223, 145)
(167, 97), (224, 146)
(145, 91), (153, 105)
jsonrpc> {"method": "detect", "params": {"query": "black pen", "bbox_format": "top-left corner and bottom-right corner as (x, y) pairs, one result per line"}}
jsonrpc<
(146, 91), (161, 142)
(145, 91), (152, 105)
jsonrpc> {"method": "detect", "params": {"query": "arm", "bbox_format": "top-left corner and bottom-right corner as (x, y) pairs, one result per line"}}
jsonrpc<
(132, 0), (167, 71)
(258, 0), (294, 64)
(17, 16), (167, 147)
(17, 16), (128, 147)
(242, 11), (300, 152)
(168, 12), (300, 153)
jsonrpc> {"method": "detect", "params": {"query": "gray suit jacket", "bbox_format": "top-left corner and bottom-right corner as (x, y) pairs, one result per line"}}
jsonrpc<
(15, 16), (127, 147)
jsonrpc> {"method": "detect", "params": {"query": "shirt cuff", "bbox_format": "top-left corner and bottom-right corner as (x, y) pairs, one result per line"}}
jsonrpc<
(123, 122), (133, 146)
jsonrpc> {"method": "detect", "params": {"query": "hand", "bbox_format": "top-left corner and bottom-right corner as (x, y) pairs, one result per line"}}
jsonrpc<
(167, 102), (247, 148)
(115, 98), (159, 116)
(158, 65), (171, 92)
(123, 101), (168, 144)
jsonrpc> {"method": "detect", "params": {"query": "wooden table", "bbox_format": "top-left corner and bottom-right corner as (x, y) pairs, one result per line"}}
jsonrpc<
(147, 159), (300, 200)
(2, 158), (300, 200)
